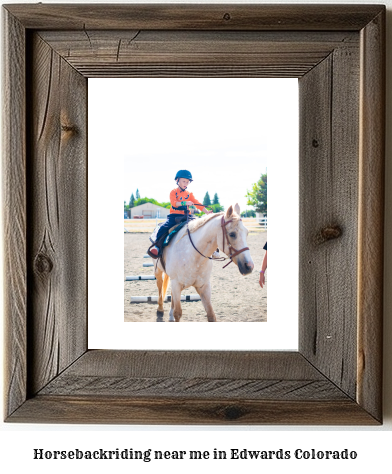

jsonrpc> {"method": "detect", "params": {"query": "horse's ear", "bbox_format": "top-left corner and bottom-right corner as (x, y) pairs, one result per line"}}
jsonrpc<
(234, 203), (240, 215)
(225, 205), (233, 218)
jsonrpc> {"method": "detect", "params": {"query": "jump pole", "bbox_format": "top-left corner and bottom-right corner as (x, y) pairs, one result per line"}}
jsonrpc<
(143, 255), (151, 258)
(126, 275), (156, 281)
(131, 295), (201, 303)
(143, 262), (154, 267)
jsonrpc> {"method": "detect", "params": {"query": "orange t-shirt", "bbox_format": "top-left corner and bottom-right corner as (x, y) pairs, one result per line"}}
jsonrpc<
(169, 188), (204, 215)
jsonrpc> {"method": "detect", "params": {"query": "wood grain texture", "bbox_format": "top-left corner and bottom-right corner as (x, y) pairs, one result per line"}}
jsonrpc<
(39, 30), (358, 78)
(2, 4), (385, 425)
(9, 396), (378, 425)
(6, 351), (378, 424)
(357, 9), (385, 422)
(39, 351), (347, 400)
(4, 4), (384, 31)
(299, 40), (360, 399)
(27, 33), (88, 396)
(39, 376), (347, 401)
(2, 9), (27, 419)
(49, 350), (336, 379)
(52, 350), (332, 380)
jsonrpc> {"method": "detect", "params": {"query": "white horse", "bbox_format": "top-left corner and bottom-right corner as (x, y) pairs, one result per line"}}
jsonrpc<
(154, 203), (254, 322)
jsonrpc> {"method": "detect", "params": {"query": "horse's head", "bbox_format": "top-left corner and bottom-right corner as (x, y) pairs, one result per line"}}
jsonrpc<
(222, 203), (254, 275)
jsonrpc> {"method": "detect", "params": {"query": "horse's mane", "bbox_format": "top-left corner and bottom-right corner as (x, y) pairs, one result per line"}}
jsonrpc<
(187, 209), (242, 234)
(175, 208), (242, 245)
(187, 211), (223, 233)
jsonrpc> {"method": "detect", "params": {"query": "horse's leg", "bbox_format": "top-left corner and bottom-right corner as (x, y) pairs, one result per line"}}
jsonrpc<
(195, 283), (216, 322)
(168, 282), (177, 322)
(168, 300), (175, 322)
(162, 273), (170, 300)
(170, 280), (183, 322)
(155, 267), (166, 321)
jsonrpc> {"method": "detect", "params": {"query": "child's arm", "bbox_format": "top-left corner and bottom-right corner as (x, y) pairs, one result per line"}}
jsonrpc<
(170, 189), (185, 209)
(170, 189), (203, 209)
(181, 202), (211, 213)
(187, 193), (212, 214)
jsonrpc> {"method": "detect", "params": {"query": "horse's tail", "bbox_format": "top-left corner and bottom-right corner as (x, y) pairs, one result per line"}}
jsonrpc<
(162, 273), (170, 300)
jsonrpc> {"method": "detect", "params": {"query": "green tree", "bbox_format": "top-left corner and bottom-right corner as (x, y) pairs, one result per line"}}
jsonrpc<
(246, 173), (267, 215)
(129, 193), (135, 208)
(134, 197), (159, 206)
(211, 203), (224, 213)
(203, 192), (211, 206)
(133, 197), (172, 209)
(241, 209), (256, 218)
(136, 188), (140, 199)
(213, 193), (219, 205)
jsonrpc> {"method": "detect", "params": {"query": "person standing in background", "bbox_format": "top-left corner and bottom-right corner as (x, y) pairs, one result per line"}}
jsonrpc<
(259, 242), (267, 288)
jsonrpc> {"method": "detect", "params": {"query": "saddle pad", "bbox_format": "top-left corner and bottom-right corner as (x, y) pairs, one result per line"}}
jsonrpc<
(163, 221), (187, 247)
(149, 222), (163, 244)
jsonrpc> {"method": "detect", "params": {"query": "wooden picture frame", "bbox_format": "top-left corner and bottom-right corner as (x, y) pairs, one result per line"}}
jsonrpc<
(3, 4), (385, 424)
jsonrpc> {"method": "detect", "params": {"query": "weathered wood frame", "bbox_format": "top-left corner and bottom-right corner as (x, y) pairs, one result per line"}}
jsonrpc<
(2, 4), (385, 424)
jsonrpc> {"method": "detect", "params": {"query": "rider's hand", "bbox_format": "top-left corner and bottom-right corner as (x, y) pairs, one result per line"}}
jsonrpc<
(186, 201), (194, 206)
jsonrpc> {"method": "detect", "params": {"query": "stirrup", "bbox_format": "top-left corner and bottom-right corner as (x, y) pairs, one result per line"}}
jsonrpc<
(147, 245), (160, 259)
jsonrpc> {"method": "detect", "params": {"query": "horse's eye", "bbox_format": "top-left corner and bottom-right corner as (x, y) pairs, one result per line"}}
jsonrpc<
(229, 232), (236, 238)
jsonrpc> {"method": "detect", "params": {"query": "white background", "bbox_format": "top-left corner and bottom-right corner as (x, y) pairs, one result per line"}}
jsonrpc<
(1, 0), (391, 472)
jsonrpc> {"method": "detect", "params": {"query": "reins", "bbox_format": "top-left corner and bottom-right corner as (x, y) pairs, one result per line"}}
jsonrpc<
(186, 207), (226, 261)
(187, 214), (249, 268)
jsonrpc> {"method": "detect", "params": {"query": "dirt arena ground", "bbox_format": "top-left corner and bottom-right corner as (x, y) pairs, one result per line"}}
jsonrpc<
(124, 230), (267, 322)
(124, 231), (267, 322)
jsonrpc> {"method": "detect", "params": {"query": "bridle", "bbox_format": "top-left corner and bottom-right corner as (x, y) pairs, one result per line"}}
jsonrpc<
(220, 216), (250, 268)
(187, 215), (249, 268)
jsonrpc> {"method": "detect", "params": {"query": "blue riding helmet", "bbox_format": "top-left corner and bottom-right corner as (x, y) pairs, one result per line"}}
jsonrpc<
(175, 170), (193, 182)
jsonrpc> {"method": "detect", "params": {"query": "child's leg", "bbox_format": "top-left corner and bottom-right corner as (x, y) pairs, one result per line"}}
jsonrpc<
(155, 214), (177, 242)
(150, 214), (178, 256)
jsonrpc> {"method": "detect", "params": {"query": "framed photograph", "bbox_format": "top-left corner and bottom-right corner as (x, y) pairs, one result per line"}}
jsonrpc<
(3, 4), (384, 424)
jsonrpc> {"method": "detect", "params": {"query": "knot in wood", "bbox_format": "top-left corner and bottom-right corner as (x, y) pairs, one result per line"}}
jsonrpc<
(223, 405), (244, 420)
(34, 252), (53, 274)
(312, 139), (319, 148)
(61, 124), (77, 134)
(315, 225), (342, 245)
(223, 13), (231, 21)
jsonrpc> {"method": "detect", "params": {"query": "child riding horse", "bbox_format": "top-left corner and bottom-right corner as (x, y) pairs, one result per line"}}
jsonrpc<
(149, 169), (212, 256)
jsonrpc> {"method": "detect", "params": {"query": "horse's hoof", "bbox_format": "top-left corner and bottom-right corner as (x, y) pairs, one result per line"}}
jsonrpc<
(156, 310), (164, 322)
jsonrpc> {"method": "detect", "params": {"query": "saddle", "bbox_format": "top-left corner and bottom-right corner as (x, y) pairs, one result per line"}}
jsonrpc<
(147, 216), (189, 260)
